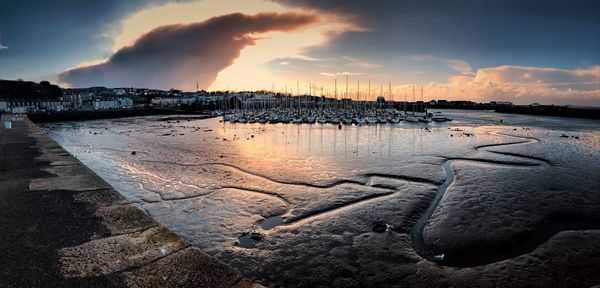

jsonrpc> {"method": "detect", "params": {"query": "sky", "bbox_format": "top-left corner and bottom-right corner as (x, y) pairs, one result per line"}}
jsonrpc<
(0, 0), (598, 106)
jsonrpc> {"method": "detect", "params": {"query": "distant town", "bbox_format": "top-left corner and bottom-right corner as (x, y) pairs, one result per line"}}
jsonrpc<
(0, 79), (598, 119)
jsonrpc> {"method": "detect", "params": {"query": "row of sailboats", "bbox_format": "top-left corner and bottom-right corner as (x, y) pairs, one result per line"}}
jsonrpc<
(216, 81), (450, 125)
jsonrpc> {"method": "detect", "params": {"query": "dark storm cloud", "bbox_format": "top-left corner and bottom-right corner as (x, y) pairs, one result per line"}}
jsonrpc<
(0, 0), (192, 80)
(0, 0), (191, 51)
(59, 12), (318, 89)
(274, 0), (600, 68)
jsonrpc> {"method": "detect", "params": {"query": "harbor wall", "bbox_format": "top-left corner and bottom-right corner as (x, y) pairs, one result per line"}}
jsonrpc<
(0, 114), (260, 288)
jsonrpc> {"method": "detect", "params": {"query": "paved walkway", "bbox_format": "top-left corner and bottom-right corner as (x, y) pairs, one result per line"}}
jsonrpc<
(0, 114), (260, 288)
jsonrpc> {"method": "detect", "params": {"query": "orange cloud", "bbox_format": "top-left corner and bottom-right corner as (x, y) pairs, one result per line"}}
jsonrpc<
(425, 65), (600, 106)
(59, 12), (319, 90)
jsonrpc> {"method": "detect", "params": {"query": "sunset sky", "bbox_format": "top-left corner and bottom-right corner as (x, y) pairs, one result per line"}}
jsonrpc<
(0, 0), (598, 105)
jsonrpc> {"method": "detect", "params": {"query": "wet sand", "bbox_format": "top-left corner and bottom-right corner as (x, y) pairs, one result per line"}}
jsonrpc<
(41, 111), (600, 287)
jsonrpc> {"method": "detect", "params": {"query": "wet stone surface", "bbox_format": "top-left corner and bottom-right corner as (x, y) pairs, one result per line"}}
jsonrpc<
(0, 115), (256, 287)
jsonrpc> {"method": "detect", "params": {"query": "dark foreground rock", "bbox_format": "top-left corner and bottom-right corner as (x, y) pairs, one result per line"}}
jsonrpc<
(0, 114), (261, 288)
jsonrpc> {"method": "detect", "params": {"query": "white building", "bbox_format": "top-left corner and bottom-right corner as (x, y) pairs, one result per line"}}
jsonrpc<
(92, 97), (133, 109)
(117, 97), (134, 108)
(94, 99), (118, 110)
(64, 94), (83, 108)
(0, 99), (70, 113)
(151, 96), (197, 107)
(38, 100), (67, 112)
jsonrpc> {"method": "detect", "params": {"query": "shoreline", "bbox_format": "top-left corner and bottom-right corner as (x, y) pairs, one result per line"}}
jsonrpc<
(27, 108), (214, 123)
(429, 105), (600, 120)
(0, 114), (260, 287)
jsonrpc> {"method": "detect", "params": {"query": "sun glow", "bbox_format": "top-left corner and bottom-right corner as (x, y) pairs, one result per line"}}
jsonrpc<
(102, 0), (353, 92)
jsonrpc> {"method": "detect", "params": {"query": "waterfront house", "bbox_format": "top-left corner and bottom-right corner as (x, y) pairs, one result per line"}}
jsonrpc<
(0, 99), (70, 113)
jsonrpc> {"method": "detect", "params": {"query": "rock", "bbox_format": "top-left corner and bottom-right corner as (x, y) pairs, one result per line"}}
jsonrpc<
(372, 221), (387, 233)
(250, 232), (263, 241)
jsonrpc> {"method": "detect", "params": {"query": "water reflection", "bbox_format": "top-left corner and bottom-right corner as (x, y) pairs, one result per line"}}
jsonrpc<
(218, 121), (435, 169)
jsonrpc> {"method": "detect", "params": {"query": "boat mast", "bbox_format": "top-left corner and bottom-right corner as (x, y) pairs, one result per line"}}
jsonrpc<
(421, 86), (423, 114)
(368, 80), (371, 111)
(357, 80), (360, 112)
(334, 78), (337, 110)
(388, 81), (392, 110)
(412, 85), (415, 115)
(345, 75), (349, 111)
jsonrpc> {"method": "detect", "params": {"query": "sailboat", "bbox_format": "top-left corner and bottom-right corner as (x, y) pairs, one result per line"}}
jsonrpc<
(388, 82), (400, 123)
(354, 80), (367, 125)
(418, 86), (431, 123)
(405, 85), (419, 123)
(431, 111), (452, 122)
(318, 114), (328, 124)
(367, 115), (378, 124)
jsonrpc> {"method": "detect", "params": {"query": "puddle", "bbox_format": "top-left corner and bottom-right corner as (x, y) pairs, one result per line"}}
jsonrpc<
(236, 232), (264, 248)
(261, 216), (284, 230)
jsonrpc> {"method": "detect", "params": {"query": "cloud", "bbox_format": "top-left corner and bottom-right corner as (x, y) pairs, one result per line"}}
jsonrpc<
(425, 65), (600, 106)
(446, 60), (474, 76)
(342, 56), (380, 68)
(320, 71), (364, 77)
(279, 61), (290, 65)
(59, 12), (318, 89)
(287, 55), (321, 62)
(0, 32), (8, 50)
(273, 0), (600, 58)
(473, 66), (599, 88)
(405, 54), (474, 76)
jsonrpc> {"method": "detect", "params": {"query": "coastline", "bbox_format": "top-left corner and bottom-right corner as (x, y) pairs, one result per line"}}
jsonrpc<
(429, 105), (600, 120)
(28, 108), (215, 123)
(0, 114), (260, 287)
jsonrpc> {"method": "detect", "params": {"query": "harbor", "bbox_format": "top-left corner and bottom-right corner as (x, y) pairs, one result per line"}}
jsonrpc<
(39, 111), (600, 288)
(2, 0), (599, 287)
(213, 84), (452, 125)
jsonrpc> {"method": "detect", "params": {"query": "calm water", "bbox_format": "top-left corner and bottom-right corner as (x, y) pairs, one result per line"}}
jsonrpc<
(42, 110), (600, 287)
